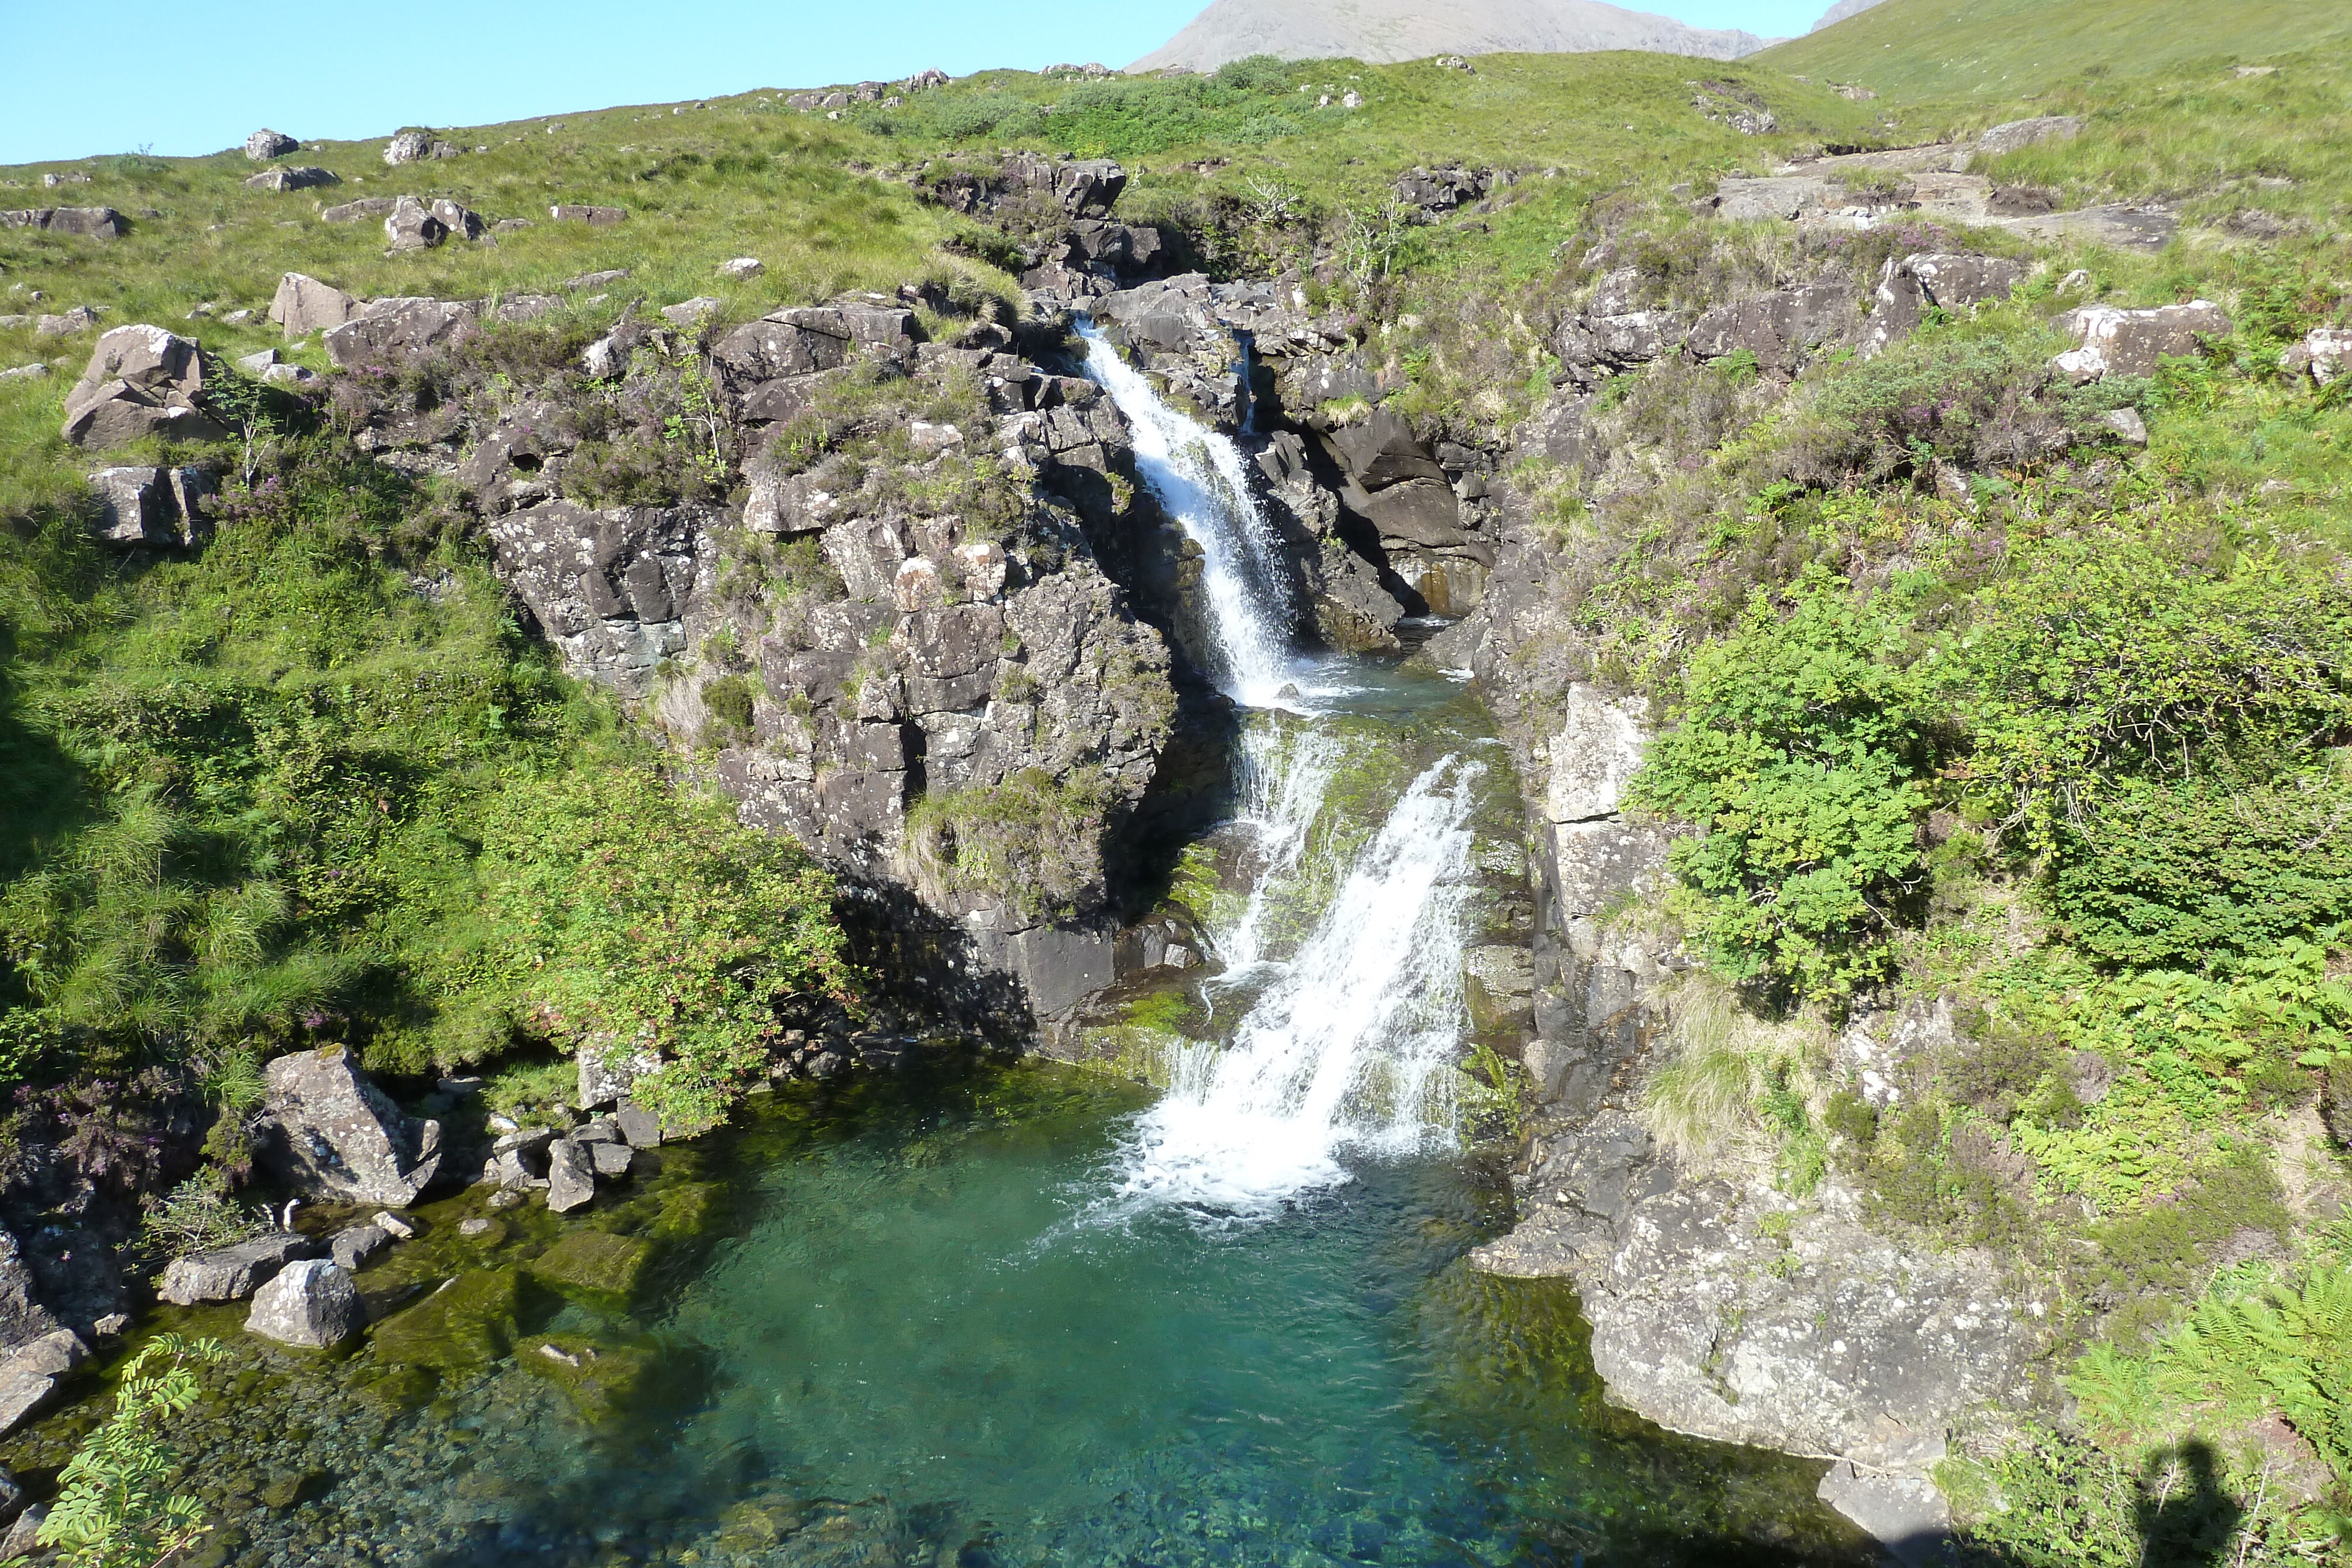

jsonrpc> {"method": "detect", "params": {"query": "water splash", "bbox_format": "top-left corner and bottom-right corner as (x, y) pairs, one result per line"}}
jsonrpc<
(1212, 721), (1342, 977)
(1097, 756), (1484, 1221)
(1078, 322), (1297, 707)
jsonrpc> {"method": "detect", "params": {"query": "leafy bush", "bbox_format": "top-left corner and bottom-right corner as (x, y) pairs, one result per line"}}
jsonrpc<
(1629, 564), (1939, 1005)
(39, 1334), (228, 1568)
(1946, 525), (2352, 857)
(465, 764), (857, 1125)
(2047, 773), (2352, 971)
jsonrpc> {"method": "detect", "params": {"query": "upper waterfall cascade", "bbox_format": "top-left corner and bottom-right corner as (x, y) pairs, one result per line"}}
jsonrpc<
(1080, 322), (1299, 708)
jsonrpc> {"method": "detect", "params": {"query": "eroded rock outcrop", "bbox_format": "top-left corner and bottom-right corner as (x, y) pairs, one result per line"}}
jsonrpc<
(61, 325), (229, 447)
(1475, 1109), (2047, 1473)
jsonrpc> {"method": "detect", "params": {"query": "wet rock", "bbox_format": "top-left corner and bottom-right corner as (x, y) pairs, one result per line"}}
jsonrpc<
(255, 1045), (443, 1207)
(246, 1259), (363, 1348)
(244, 129), (299, 161)
(158, 1232), (319, 1305)
(529, 1228), (650, 1301)
(329, 1221), (392, 1272)
(373, 1211), (418, 1241)
(2053, 300), (2231, 382)
(1464, 945), (1536, 1036)
(0, 1329), (89, 1437)
(0, 1463), (22, 1527)
(544, 1138), (596, 1213)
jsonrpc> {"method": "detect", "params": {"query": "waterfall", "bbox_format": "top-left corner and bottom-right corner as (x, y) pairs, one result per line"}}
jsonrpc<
(1077, 321), (1481, 1221)
(1097, 755), (1482, 1221)
(1078, 322), (1297, 708)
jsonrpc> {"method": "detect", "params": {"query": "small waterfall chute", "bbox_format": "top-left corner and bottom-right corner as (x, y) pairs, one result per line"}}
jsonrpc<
(1078, 322), (1298, 708)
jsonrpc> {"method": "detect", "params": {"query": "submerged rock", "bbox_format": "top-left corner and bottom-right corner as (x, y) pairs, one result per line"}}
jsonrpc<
(529, 1228), (650, 1301)
(369, 1269), (520, 1370)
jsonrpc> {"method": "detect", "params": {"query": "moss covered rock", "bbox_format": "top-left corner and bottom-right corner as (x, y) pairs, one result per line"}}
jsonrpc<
(368, 1269), (522, 1370)
(527, 1228), (652, 1302)
(516, 1332), (654, 1425)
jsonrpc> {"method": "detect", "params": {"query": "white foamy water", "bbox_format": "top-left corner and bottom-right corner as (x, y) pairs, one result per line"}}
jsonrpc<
(1078, 322), (1298, 708)
(1098, 756), (1483, 1221)
(1212, 723), (1341, 977)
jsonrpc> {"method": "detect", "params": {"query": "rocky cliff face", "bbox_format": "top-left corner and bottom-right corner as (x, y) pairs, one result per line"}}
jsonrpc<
(318, 260), (1201, 1037)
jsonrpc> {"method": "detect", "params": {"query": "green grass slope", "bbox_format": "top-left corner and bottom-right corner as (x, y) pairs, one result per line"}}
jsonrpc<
(1759, 0), (2352, 106)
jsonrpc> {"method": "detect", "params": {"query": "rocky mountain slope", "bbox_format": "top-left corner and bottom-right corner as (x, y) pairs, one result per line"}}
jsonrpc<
(1131, 0), (1775, 73)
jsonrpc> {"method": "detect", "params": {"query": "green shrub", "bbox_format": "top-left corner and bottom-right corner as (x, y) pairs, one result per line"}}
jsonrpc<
(2048, 772), (2352, 972)
(465, 764), (857, 1124)
(1628, 563), (1938, 1006)
(1945, 525), (2352, 857)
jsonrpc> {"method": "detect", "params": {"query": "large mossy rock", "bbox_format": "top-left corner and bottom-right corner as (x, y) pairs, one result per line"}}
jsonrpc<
(368, 1269), (522, 1370)
(516, 1332), (654, 1425)
(527, 1229), (651, 1304)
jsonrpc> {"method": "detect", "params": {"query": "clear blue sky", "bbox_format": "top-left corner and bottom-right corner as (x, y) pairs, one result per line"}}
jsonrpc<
(0, 1), (1826, 166)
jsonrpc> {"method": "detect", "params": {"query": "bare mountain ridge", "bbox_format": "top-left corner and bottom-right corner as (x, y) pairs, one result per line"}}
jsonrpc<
(1811, 0), (1892, 29)
(1131, 0), (1778, 73)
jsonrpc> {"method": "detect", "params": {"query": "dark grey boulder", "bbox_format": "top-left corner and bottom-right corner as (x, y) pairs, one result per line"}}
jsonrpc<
(544, 1138), (596, 1213)
(158, 1231), (318, 1306)
(329, 1221), (391, 1272)
(614, 1100), (663, 1149)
